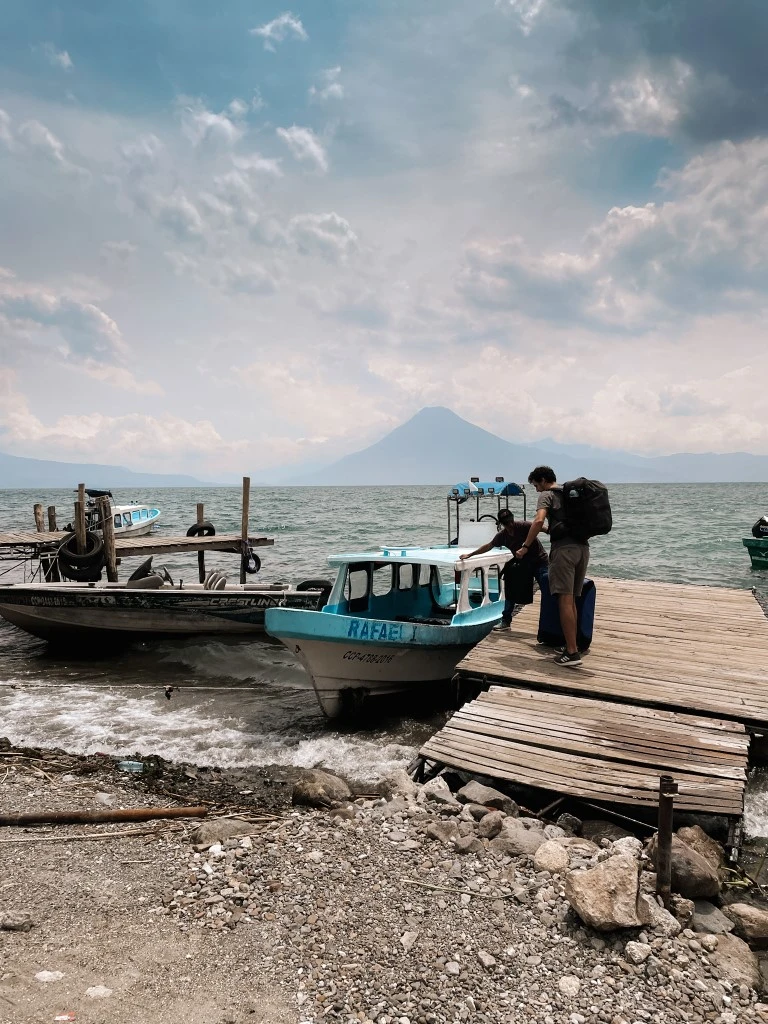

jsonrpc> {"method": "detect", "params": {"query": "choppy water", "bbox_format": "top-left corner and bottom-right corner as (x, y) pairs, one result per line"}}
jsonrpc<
(1, 484), (766, 828)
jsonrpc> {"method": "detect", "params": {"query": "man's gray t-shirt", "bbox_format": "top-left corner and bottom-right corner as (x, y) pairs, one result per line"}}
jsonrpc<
(537, 488), (589, 549)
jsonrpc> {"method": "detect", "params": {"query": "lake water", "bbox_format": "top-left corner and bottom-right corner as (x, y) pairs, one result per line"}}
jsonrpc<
(1, 483), (766, 830)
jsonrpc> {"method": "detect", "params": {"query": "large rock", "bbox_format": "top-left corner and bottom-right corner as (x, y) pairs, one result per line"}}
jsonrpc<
(692, 900), (735, 935)
(637, 894), (681, 937)
(425, 820), (461, 846)
(534, 840), (569, 875)
(191, 817), (253, 849)
(709, 933), (761, 990)
(676, 825), (726, 879)
(419, 775), (461, 807)
(725, 903), (768, 947)
(564, 854), (642, 931)
(380, 769), (420, 803)
(581, 820), (633, 844)
(497, 817), (545, 857)
(646, 834), (720, 900)
(477, 811), (504, 839)
(292, 769), (351, 808)
(457, 781), (518, 816)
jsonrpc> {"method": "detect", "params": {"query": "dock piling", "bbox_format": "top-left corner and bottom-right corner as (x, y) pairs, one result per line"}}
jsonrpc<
(47, 506), (57, 532)
(98, 496), (118, 582)
(75, 483), (86, 555)
(240, 476), (251, 584)
(656, 775), (677, 909)
(196, 502), (206, 583)
(33, 504), (45, 533)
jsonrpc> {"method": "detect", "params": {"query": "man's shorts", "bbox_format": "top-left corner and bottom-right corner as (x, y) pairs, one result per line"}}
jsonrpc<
(548, 543), (590, 596)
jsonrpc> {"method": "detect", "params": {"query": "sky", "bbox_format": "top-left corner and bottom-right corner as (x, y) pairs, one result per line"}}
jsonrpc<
(1, 0), (768, 480)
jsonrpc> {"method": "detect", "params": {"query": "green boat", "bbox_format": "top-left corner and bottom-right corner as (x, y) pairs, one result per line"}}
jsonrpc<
(744, 537), (768, 570)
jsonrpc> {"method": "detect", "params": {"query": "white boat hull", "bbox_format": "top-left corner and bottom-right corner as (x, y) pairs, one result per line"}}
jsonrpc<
(287, 637), (474, 717)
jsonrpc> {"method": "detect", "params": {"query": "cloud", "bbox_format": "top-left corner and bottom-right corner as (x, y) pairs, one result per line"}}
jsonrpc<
(41, 43), (73, 71)
(461, 137), (768, 329)
(250, 12), (308, 52)
(276, 125), (328, 172)
(6, 118), (87, 177)
(152, 190), (205, 241)
(100, 240), (137, 265)
(179, 98), (246, 150)
(82, 361), (164, 396)
(309, 67), (344, 103)
(501, 0), (549, 36)
(211, 260), (279, 296)
(288, 213), (358, 262)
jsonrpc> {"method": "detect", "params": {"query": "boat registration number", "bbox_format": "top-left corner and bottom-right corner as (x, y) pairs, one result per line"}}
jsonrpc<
(346, 619), (403, 642)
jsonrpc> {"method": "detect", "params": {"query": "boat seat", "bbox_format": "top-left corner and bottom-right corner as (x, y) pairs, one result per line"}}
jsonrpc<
(125, 574), (164, 590)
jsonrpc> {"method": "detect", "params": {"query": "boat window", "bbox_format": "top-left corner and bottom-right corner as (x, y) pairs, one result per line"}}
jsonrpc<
(488, 564), (501, 600)
(132, 510), (141, 523)
(140, 509), (148, 520)
(346, 568), (370, 603)
(113, 514), (122, 528)
(397, 564), (414, 590)
(419, 564), (431, 587)
(371, 562), (394, 596)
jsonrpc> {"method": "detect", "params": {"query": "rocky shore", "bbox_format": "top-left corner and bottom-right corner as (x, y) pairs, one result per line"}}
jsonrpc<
(2, 740), (768, 1024)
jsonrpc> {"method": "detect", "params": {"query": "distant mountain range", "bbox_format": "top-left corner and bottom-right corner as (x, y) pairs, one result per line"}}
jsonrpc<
(288, 407), (768, 484)
(0, 451), (214, 489)
(3, 407), (767, 487)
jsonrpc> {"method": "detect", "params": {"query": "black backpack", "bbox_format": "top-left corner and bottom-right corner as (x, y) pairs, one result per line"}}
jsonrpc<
(549, 478), (612, 544)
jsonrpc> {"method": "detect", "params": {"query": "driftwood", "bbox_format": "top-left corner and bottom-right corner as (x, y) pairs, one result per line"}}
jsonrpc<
(0, 806), (209, 827)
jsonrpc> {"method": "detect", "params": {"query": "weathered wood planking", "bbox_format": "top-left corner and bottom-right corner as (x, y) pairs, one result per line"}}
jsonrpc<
(420, 685), (748, 815)
(0, 531), (273, 557)
(455, 577), (768, 729)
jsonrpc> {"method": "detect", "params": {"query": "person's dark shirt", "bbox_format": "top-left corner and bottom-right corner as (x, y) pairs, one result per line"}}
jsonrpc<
(492, 522), (548, 567)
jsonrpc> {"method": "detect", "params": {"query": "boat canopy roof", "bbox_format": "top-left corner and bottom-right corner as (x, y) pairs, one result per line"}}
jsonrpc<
(328, 544), (513, 570)
(448, 481), (524, 498)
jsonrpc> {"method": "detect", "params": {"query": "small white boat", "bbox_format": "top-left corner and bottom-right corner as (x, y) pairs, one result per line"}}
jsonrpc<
(83, 489), (160, 537)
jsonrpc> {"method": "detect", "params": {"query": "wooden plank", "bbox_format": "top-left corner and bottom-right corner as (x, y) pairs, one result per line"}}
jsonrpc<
(0, 531), (274, 557)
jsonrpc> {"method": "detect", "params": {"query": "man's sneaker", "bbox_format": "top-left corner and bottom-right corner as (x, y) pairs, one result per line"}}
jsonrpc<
(493, 621), (511, 632)
(553, 650), (582, 668)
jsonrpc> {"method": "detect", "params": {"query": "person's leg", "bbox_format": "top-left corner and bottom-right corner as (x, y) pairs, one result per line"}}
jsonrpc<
(558, 593), (578, 654)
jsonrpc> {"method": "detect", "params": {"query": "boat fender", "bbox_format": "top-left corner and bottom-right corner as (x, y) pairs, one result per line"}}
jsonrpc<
(57, 531), (104, 568)
(296, 578), (334, 609)
(241, 547), (261, 575)
(186, 521), (215, 537)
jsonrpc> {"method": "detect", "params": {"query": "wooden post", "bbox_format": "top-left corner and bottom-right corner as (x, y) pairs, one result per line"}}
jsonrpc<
(33, 503), (45, 533)
(196, 502), (206, 584)
(99, 496), (118, 583)
(47, 505), (57, 532)
(656, 775), (677, 909)
(75, 483), (86, 555)
(240, 476), (251, 584)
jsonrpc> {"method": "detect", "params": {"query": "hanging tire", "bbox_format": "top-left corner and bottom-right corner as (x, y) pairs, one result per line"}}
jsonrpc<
(58, 531), (104, 568)
(186, 521), (215, 537)
(241, 547), (261, 575)
(296, 578), (333, 609)
(58, 559), (104, 583)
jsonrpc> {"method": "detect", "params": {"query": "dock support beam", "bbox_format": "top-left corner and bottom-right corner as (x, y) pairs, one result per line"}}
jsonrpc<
(656, 774), (677, 909)
(240, 476), (250, 584)
(197, 503), (206, 583)
(75, 483), (87, 555)
(33, 503), (45, 533)
(47, 505), (57, 532)
(98, 496), (118, 582)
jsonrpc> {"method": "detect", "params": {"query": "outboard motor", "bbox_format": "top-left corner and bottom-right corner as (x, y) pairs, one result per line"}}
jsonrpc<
(752, 515), (768, 539)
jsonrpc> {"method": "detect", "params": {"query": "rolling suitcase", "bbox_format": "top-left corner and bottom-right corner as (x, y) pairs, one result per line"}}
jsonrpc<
(537, 571), (595, 652)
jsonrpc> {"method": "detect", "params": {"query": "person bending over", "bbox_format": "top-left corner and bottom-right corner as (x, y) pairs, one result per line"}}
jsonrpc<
(459, 507), (548, 630)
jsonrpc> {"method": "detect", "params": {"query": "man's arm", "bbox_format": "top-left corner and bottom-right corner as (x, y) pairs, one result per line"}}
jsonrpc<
(458, 540), (495, 561)
(514, 508), (547, 560)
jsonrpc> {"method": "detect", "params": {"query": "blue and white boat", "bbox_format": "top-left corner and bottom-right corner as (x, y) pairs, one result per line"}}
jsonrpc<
(83, 490), (161, 538)
(266, 479), (526, 717)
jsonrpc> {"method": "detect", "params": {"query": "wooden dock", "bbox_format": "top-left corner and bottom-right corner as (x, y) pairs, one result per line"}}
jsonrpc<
(419, 577), (767, 819)
(0, 531), (273, 558)
(420, 685), (748, 815)
(454, 577), (768, 729)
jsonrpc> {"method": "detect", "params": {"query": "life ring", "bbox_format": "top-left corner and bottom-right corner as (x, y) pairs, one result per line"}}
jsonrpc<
(241, 547), (261, 575)
(296, 578), (333, 609)
(58, 531), (104, 568)
(186, 521), (215, 537)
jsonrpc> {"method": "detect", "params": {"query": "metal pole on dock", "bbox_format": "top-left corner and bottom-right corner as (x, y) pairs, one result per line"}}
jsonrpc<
(240, 476), (250, 585)
(75, 483), (87, 555)
(656, 774), (677, 909)
(33, 504), (45, 533)
(196, 503), (206, 583)
(47, 506), (57, 532)
(98, 496), (118, 583)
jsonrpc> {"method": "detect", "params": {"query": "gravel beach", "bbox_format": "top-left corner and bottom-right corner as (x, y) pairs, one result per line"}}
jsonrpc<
(2, 742), (767, 1024)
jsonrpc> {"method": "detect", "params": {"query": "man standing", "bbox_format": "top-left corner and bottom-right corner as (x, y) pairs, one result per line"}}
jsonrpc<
(517, 466), (589, 668)
(459, 507), (548, 631)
